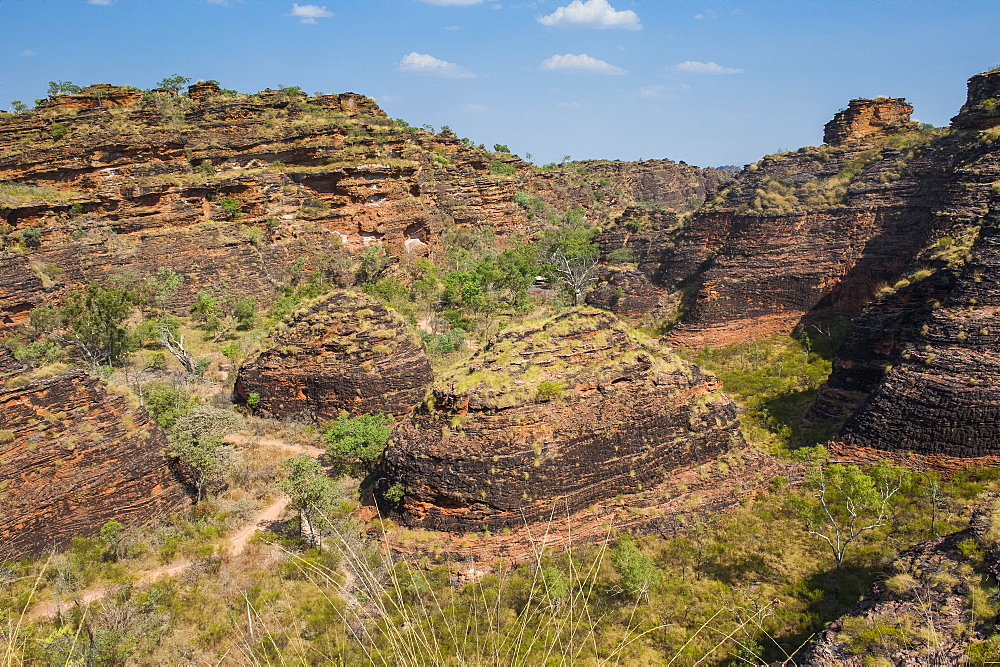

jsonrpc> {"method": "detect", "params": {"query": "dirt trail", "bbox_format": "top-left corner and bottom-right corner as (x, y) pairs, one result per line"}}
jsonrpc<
(25, 436), (321, 622)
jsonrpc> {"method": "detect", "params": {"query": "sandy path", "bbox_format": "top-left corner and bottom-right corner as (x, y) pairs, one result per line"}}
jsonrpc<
(25, 436), (321, 622)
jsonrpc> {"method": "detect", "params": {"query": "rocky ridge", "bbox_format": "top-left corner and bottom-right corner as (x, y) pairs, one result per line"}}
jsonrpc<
(0, 82), (727, 330)
(810, 69), (1000, 460)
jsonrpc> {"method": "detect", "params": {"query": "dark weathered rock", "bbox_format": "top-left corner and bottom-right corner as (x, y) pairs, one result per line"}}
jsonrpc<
(234, 290), (433, 421)
(0, 370), (186, 556)
(383, 308), (743, 532)
(823, 98), (916, 145)
(951, 68), (1000, 130)
(839, 219), (1000, 457)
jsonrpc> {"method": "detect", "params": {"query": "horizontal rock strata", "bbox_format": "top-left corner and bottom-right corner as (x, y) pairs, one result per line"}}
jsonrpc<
(234, 290), (433, 420)
(384, 308), (743, 532)
(0, 361), (186, 555)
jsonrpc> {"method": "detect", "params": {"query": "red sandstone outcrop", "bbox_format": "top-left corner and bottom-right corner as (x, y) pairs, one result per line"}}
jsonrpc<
(234, 290), (433, 421)
(810, 73), (1000, 459)
(823, 98), (916, 145)
(838, 217), (1000, 458)
(0, 360), (186, 556)
(383, 308), (743, 532)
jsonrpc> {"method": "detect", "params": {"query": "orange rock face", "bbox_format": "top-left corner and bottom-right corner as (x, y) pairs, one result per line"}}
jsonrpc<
(823, 98), (915, 145)
(0, 352), (187, 556)
(234, 290), (433, 421)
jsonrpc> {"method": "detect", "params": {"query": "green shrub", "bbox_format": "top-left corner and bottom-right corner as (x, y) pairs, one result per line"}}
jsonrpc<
(217, 196), (242, 220)
(20, 226), (42, 246)
(384, 484), (406, 503)
(49, 123), (68, 139)
(536, 380), (565, 402)
(611, 537), (660, 595)
(245, 226), (264, 244)
(143, 382), (199, 429)
(606, 247), (636, 264)
(323, 412), (392, 467)
(489, 160), (516, 177)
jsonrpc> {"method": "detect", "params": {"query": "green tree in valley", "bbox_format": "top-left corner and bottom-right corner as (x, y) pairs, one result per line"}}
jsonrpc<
(611, 536), (660, 597)
(168, 405), (242, 501)
(59, 281), (140, 365)
(191, 287), (256, 341)
(279, 455), (341, 547)
(793, 453), (908, 596)
(323, 412), (392, 474)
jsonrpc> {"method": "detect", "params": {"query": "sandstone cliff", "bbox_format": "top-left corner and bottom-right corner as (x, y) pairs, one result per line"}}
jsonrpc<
(590, 96), (947, 346)
(383, 308), (743, 532)
(234, 290), (433, 421)
(823, 98), (916, 145)
(0, 351), (186, 555)
(809, 69), (1000, 460)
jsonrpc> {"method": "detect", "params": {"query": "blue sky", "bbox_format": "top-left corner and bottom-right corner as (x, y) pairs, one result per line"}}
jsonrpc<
(4, 0), (998, 168)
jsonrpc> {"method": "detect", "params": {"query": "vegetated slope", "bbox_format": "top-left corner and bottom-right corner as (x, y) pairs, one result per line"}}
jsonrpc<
(804, 495), (1000, 665)
(592, 96), (956, 346)
(383, 308), (743, 532)
(0, 81), (728, 329)
(0, 347), (186, 555)
(234, 289), (433, 420)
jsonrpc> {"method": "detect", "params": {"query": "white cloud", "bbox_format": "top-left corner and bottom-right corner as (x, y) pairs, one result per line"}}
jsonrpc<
(207, 0), (229, 5)
(287, 3), (333, 23)
(538, 0), (640, 30)
(87, 0), (112, 5)
(465, 104), (488, 112)
(673, 60), (743, 75)
(444, 25), (460, 30)
(557, 101), (582, 109)
(419, 0), (483, 4)
(398, 52), (475, 78)
(541, 53), (626, 75)
(638, 83), (690, 98)
(693, 9), (717, 20)
(19, 49), (37, 57)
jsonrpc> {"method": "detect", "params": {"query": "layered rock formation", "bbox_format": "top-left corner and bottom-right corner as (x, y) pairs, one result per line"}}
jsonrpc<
(951, 67), (1000, 130)
(0, 84), (727, 330)
(234, 290), (433, 421)
(809, 69), (1000, 459)
(383, 308), (743, 532)
(823, 97), (916, 145)
(0, 354), (186, 555)
(590, 99), (948, 347)
(836, 215), (1000, 457)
